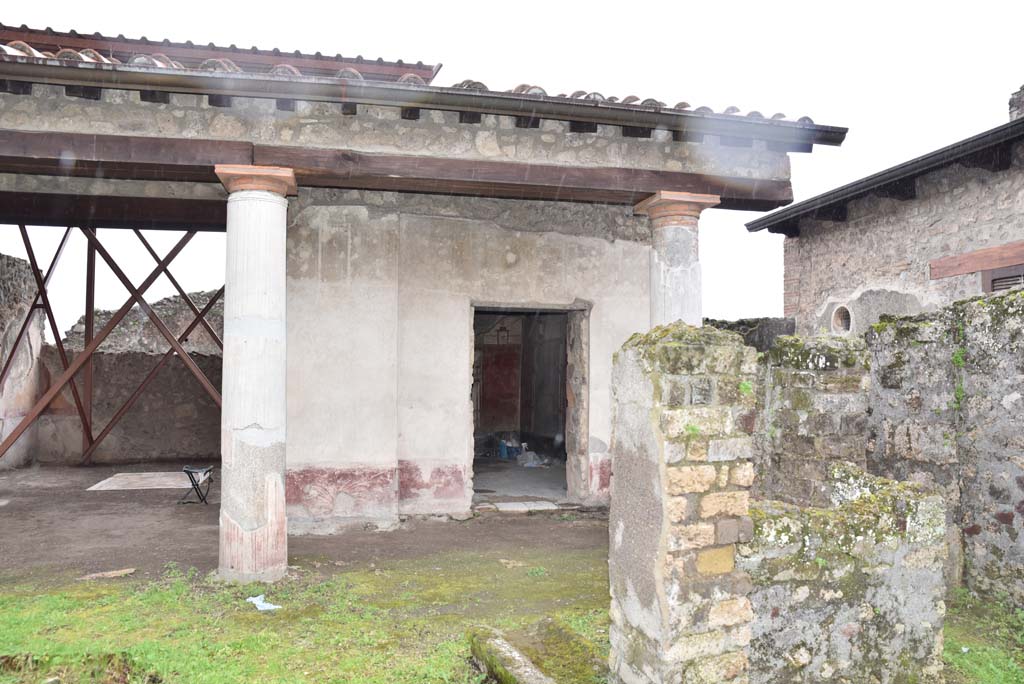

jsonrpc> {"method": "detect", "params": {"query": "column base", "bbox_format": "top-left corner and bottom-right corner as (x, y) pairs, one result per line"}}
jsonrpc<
(218, 474), (288, 583)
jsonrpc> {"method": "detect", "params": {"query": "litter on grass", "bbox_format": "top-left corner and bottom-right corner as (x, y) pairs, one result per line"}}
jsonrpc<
(246, 594), (281, 612)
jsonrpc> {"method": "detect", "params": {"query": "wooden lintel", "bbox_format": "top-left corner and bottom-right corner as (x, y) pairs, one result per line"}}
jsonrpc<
(0, 129), (251, 181)
(0, 128), (795, 209)
(253, 144), (794, 208)
(930, 239), (1024, 280)
(0, 191), (226, 231)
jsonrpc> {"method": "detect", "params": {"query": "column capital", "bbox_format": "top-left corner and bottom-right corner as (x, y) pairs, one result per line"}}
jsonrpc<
(215, 165), (297, 197)
(634, 191), (720, 223)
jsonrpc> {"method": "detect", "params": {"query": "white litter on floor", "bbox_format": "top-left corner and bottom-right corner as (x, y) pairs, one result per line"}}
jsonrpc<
(246, 594), (281, 612)
(87, 472), (193, 491)
(0, 499), (9, 507)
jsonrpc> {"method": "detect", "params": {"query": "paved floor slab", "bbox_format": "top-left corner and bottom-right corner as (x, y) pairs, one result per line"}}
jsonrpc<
(87, 472), (193, 491)
(493, 501), (560, 513)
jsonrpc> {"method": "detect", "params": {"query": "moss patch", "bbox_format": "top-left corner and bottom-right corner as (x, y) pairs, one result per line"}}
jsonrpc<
(0, 547), (609, 684)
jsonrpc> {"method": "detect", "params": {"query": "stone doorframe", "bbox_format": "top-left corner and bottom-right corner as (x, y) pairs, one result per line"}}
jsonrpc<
(469, 300), (591, 502)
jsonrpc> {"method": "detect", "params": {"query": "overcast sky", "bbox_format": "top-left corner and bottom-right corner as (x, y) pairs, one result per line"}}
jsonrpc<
(3, 0), (1022, 339)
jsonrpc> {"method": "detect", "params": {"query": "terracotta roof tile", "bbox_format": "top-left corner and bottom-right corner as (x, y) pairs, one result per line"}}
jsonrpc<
(0, 23), (437, 83)
(0, 24), (827, 127)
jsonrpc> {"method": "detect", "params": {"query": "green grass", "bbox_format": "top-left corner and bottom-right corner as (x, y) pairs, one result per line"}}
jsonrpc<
(6, 551), (1019, 684)
(943, 588), (1024, 684)
(0, 548), (609, 684)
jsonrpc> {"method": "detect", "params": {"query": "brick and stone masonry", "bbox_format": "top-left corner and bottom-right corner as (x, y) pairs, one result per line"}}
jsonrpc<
(33, 290), (223, 465)
(866, 288), (1024, 603)
(753, 335), (871, 507)
(782, 141), (1024, 336)
(739, 463), (947, 683)
(609, 323), (757, 684)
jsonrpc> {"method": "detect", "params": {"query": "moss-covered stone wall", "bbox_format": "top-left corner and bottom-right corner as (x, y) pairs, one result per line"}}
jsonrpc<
(608, 323), (758, 684)
(866, 289), (1024, 602)
(738, 463), (947, 683)
(753, 335), (871, 506)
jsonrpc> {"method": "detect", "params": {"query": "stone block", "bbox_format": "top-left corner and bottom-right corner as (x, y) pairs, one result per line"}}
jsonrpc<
(696, 546), (735, 575)
(708, 598), (754, 628)
(690, 377), (714, 405)
(707, 437), (752, 462)
(715, 518), (739, 545)
(671, 522), (716, 551)
(737, 516), (754, 543)
(700, 491), (750, 518)
(730, 462), (755, 487)
(683, 652), (748, 684)
(818, 371), (867, 393)
(669, 628), (729, 663)
(668, 495), (697, 523)
(668, 465), (717, 493)
(662, 407), (733, 440)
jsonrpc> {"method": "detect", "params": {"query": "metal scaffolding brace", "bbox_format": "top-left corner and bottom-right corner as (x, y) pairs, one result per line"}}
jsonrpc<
(0, 226), (223, 464)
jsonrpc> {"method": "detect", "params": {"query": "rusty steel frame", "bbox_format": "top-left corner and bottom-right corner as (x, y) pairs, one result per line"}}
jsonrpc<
(82, 240), (96, 453)
(81, 287), (224, 464)
(19, 225), (95, 445)
(80, 228), (222, 407)
(134, 229), (223, 350)
(0, 226), (70, 389)
(0, 228), (220, 461)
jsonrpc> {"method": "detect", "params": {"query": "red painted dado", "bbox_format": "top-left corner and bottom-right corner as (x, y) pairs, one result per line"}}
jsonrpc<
(285, 466), (396, 517)
(284, 462), (467, 520)
(398, 461), (466, 501)
(590, 456), (612, 496)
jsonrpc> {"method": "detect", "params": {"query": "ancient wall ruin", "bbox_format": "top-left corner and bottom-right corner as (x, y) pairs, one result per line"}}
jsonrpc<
(867, 289), (1024, 602)
(608, 321), (949, 683)
(0, 254), (43, 469)
(753, 336), (871, 506)
(740, 463), (946, 683)
(34, 291), (222, 465)
(783, 142), (1024, 336)
(609, 324), (758, 684)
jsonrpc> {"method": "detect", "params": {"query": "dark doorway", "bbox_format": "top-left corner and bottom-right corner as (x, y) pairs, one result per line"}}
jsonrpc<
(472, 309), (569, 505)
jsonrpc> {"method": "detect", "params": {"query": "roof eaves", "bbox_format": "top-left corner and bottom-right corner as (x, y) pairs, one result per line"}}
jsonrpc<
(0, 55), (848, 149)
(747, 117), (1024, 235)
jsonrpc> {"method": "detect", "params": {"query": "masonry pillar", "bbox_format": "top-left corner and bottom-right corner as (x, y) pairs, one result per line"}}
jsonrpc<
(635, 191), (720, 328)
(609, 323), (757, 684)
(215, 165), (295, 583)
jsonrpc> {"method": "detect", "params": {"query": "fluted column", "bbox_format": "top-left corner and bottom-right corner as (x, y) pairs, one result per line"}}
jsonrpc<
(635, 191), (720, 327)
(214, 165), (296, 583)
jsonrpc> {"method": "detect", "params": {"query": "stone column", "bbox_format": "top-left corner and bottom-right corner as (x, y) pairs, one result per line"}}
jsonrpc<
(214, 165), (296, 583)
(609, 323), (757, 684)
(635, 191), (720, 328)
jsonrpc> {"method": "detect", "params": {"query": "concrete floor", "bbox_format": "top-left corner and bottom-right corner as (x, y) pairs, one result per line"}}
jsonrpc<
(472, 456), (568, 505)
(0, 462), (606, 580)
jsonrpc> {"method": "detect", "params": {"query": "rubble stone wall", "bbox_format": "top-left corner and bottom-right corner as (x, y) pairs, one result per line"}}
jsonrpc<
(0, 254), (43, 469)
(783, 142), (1024, 336)
(866, 289), (1024, 602)
(608, 323), (948, 683)
(35, 349), (221, 465)
(752, 336), (871, 506)
(739, 463), (947, 683)
(33, 291), (223, 465)
(609, 324), (758, 684)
